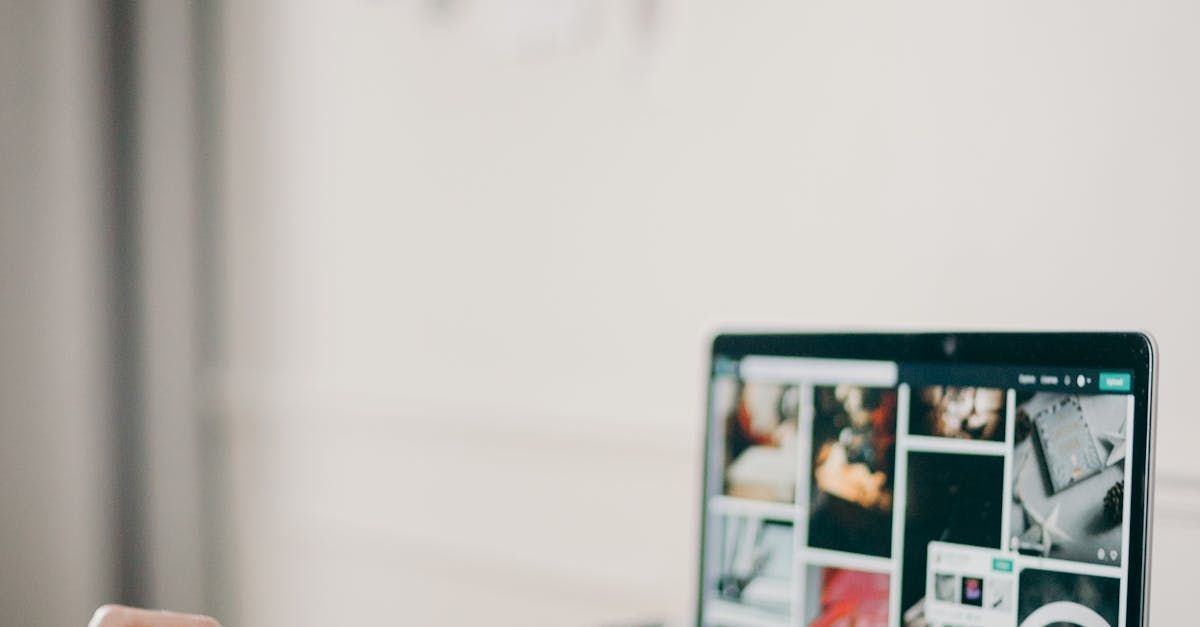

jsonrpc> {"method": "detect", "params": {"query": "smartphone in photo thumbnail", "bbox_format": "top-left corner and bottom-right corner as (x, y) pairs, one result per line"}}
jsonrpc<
(803, 566), (889, 627)
(961, 576), (984, 607)
(808, 385), (897, 558)
(1011, 392), (1129, 566)
(715, 377), (800, 504)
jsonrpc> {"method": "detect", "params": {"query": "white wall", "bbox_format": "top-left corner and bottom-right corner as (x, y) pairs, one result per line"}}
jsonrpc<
(218, 1), (1200, 624)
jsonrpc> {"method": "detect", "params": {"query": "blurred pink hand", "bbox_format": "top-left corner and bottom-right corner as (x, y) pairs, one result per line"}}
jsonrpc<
(89, 605), (219, 627)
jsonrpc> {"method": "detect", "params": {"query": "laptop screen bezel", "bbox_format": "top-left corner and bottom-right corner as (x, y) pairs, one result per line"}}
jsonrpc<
(698, 331), (1156, 626)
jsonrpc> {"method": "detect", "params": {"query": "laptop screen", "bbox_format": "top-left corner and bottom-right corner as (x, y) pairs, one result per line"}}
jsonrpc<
(700, 354), (1136, 627)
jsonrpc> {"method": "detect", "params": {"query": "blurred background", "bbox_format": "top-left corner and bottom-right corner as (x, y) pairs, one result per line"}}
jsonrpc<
(2, 1), (1199, 625)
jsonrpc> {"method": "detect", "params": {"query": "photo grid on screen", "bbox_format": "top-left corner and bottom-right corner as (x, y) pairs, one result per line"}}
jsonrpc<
(702, 361), (1133, 627)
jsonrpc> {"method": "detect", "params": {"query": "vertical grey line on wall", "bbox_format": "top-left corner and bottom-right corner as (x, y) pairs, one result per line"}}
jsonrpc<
(191, 0), (235, 619)
(102, 0), (148, 607)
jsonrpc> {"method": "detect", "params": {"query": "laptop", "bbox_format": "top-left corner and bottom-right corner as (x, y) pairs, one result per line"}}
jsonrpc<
(698, 332), (1156, 627)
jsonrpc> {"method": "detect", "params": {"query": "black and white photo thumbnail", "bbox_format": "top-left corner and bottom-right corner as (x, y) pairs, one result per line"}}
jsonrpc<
(709, 512), (793, 619)
(1011, 392), (1129, 566)
(1017, 568), (1119, 627)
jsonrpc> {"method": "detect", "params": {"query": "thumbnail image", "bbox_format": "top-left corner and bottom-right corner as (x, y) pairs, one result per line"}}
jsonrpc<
(960, 576), (983, 607)
(933, 573), (957, 603)
(1017, 568), (1119, 627)
(910, 385), (1006, 441)
(918, 543), (1017, 626)
(900, 452), (1004, 618)
(1011, 393), (1128, 565)
(984, 577), (1013, 612)
(716, 377), (800, 503)
(803, 566), (889, 627)
(808, 385), (897, 557)
(712, 513), (793, 618)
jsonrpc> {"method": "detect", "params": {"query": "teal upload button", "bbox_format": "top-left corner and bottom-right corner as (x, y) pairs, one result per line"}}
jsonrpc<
(1099, 372), (1132, 392)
